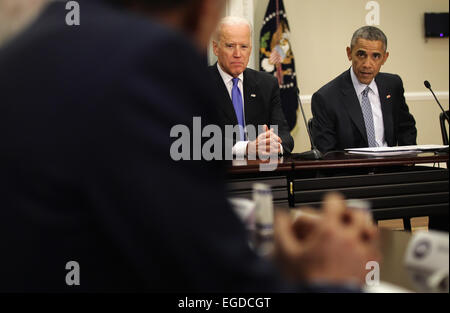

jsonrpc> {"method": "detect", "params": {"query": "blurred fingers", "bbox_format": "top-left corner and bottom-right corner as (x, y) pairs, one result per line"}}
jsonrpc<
(292, 214), (320, 240)
(322, 192), (347, 222)
(274, 211), (302, 257)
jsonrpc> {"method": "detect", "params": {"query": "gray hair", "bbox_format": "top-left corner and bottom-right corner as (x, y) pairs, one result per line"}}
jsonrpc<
(350, 26), (388, 51)
(213, 16), (253, 43)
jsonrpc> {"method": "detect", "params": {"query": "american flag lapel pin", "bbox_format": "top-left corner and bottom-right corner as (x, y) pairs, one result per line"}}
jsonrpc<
(386, 94), (391, 99)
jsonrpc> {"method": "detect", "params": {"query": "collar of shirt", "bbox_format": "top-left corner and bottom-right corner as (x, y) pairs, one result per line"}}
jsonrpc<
(350, 66), (379, 100)
(217, 63), (244, 99)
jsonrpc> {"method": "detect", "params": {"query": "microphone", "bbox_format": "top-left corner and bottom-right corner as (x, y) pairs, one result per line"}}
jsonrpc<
(292, 88), (323, 160)
(424, 80), (449, 122)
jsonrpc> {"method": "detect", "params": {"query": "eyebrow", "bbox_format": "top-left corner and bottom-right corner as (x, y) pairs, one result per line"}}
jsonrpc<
(356, 49), (382, 56)
(225, 42), (250, 47)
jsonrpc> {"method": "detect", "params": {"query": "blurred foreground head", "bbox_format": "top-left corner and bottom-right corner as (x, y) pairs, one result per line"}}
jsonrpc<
(0, 0), (49, 47)
(0, 0), (226, 51)
(109, 0), (226, 50)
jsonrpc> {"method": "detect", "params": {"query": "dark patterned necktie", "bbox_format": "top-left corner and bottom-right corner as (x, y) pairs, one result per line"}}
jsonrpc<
(361, 86), (377, 147)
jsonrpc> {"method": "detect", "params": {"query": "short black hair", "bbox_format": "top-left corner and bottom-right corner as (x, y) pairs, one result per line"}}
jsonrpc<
(351, 26), (388, 51)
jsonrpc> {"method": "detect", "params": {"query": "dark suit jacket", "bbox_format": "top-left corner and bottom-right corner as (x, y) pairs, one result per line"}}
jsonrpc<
(209, 65), (294, 154)
(311, 69), (417, 153)
(0, 0), (358, 293)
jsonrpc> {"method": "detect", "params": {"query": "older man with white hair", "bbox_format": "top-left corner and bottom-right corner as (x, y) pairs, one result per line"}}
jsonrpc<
(209, 16), (294, 158)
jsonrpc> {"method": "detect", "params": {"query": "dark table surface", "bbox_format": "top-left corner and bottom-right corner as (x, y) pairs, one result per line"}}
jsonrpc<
(228, 151), (449, 174)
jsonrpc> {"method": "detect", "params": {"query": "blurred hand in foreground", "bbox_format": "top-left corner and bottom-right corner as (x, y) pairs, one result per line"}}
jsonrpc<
(274, 193), (380, 286)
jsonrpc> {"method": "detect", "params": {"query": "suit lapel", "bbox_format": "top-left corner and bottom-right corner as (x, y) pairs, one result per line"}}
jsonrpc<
(375, 75), (394, 145)
(341, 70), (368, 144)
(211, 64), (238, 125)
(243, 69), (258, 126)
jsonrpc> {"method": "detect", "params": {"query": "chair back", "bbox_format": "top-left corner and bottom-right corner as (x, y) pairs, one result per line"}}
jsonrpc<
(439, 110), (449, 145)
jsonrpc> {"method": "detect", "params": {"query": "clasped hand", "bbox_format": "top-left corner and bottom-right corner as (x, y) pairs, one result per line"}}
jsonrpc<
(247, 125), (282, 157)
(274, 193), (381, 286)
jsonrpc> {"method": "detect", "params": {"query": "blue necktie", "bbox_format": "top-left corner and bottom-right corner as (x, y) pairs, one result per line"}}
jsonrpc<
(232, 78), (245, 141)
(361, 86), (377, 147)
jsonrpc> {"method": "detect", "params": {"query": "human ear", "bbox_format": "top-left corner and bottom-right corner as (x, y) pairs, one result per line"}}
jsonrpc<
(346, 46), (352, 61)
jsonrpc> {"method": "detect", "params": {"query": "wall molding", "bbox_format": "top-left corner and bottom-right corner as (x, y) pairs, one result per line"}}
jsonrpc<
(300, 91), (449, 105)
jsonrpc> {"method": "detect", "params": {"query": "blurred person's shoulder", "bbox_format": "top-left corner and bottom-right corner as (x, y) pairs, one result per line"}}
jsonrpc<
(0, 0), (198, 65)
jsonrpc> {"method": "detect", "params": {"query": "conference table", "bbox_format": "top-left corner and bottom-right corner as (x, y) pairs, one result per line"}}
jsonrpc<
(226, 151), (449, 230)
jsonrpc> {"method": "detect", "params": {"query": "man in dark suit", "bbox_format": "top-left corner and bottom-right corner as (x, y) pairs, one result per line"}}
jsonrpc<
(210, 17), (294, 157)
(0, 0), (379, 292)
(311, 26), (417, 154)
(311, 27), (447, 232)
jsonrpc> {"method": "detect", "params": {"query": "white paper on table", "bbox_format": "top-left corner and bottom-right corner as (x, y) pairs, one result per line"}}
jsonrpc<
(345, 145), (448, 156)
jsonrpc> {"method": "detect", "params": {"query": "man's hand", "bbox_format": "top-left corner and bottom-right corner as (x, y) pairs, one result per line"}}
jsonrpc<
(247, 125), (282, 158)
(273, 193), (380, 286)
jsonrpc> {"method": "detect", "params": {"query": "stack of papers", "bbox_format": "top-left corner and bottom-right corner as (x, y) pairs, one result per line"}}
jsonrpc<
(345, 145), (449, 156)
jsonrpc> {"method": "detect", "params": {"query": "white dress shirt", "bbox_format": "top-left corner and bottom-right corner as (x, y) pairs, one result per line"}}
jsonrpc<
(350, 67), (388, 147)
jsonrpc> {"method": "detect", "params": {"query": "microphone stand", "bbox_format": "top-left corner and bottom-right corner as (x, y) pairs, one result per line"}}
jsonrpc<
(425, 80), (449, 122)
(292, 89), (323, 160)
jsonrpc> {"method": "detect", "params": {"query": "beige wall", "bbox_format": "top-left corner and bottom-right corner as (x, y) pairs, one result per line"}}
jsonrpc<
(254, 0), (449, 152)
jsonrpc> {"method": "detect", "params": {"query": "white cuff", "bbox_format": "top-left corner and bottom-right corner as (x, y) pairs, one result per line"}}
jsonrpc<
(232, 141), (249, 159)
(232, 142), (283, 158)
